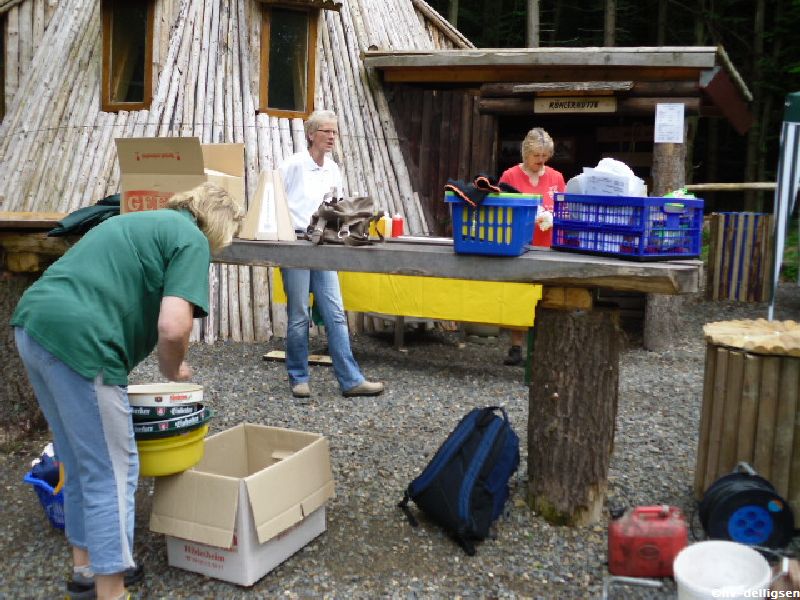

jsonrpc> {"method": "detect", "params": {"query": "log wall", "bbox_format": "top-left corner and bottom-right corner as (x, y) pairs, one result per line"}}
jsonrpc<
(387, 86), (497, 236)
(1, 0), (60, 113)
(0, 0), (466, 342)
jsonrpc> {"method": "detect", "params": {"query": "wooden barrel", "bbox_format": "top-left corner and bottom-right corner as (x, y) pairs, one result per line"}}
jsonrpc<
(694, 319), (800, 513)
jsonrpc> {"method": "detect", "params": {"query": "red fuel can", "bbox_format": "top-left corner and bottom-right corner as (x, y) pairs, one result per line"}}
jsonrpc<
(607, 505), (688, 578)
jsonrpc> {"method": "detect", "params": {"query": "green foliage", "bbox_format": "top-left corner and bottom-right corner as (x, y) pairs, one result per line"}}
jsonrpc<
(782, 217), (799, 282)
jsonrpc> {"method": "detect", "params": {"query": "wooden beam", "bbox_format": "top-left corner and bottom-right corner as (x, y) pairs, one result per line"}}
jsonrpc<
(364, 47), (721, 69)
(256, 0), (341, 11)
(6, 252), (41, 273)
(482, 81), (700, 98)
(380, 66), (702, 85)
(478, 96), (700, 116)
(597, 125), (654, 143)
(481, 81), (634, 97)
(685, 182), (775, 192)
(0, 232), (74, 255)
(700, 67), (753, 135)
(0, 211), (67, 230)
(540, 287), (593, 310)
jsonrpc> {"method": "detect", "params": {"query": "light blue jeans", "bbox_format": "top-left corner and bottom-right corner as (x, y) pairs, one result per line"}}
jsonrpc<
(281, 268), (365, 391)
(14, 328), (137, 575)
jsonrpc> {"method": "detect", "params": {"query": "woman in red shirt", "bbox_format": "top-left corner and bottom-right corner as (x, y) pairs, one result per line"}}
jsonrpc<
(499, 127), (565, 366)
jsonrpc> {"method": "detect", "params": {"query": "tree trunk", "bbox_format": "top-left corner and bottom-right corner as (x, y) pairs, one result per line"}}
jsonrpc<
(647, 134), (688, 350)
(652, 138), (687, 196)
(694, 0), (706, 44)
(447, 0), (458, 27)
(528, 307), (620, 526)
(656, 0), (667, 45)
(604, 0), (616, 46)
(0, 273), (43, 443)
(526, 0), (539, 48)
(549, 0), (562, 45)
(744, 0), (765, 212)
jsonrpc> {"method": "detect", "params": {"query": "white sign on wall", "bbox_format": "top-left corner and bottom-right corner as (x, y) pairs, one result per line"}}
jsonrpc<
(654, 103), (685, 143)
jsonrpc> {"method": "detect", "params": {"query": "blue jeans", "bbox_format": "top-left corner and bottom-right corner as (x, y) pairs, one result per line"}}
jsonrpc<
(281, 268), (364, 391)
(14, 328), (137, 575)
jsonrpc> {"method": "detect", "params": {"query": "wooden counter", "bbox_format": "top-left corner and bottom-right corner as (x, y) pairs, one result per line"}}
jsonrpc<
(0, 211), (70, 273)
(217, 239), (701, 296)
(218, 238), (703, 526)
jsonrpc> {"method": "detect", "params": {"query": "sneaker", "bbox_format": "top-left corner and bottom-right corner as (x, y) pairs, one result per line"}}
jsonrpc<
(503, 345), (523, 366)
(342, 380), (384, 397)
(291, 382), (311, 398)
(66, 565), (144, 599)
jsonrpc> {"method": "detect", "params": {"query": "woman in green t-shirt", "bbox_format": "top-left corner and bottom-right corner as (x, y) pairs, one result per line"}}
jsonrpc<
(12, 182), (242, 600)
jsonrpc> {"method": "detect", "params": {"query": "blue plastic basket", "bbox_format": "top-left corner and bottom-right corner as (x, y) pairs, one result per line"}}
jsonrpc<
(552, 193), (704, 260)
(445, 191), (541, 256)
(24, 470), (65, 530)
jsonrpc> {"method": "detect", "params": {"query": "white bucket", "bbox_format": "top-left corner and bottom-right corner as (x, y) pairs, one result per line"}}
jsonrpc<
(673, 541), (771, 599)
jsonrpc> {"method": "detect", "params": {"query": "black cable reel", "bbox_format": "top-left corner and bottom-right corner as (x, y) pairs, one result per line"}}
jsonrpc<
(699, 462), (795, 548)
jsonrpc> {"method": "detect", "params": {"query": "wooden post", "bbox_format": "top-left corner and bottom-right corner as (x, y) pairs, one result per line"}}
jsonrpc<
(644, 127), (688, 351)
(527, 290), (621, 526)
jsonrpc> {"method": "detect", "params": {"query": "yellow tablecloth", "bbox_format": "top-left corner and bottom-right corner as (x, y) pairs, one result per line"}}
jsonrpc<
(272, 269), (540, 327)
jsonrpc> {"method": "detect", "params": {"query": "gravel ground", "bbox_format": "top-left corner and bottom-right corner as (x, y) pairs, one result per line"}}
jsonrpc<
(2, 284), (800, 599)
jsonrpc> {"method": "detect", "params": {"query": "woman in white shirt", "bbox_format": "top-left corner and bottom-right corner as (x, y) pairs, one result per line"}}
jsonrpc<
(278, 110), (384, 398)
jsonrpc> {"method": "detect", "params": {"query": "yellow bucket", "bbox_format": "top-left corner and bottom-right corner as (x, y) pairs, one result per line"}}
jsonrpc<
(136, 424), (208, 477)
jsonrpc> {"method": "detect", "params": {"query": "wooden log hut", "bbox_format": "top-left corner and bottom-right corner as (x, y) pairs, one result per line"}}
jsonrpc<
(362, 46), (754, 524)
(362, 46), (753, 235)
(0, 0), (472, 343)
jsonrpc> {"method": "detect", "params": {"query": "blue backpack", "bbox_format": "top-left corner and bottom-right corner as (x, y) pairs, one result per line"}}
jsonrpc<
(398, 406), (520, 555)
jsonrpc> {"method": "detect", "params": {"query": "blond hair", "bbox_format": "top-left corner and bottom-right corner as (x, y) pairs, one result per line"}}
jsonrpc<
(166, 182), (244, 253)
(305, 109), (337, 147)
(521, 128), (555, 161)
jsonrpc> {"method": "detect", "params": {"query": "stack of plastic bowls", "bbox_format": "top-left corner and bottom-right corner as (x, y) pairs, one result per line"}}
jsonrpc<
(128, 383), (213, 477)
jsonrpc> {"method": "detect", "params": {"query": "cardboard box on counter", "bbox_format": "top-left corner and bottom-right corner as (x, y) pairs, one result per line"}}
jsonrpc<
(115, 137), (244, 213)
(149, 423), (335, 586)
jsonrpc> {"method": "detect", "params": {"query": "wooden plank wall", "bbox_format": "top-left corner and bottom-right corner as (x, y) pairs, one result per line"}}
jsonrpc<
(0, 0), (452, 343)
(706, 212), (774, 302)
(2, 0), (59, 112)
(387, 85), (497, 236)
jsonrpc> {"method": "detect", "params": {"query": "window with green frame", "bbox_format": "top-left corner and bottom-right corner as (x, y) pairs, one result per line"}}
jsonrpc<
(260, 5), (318, 118)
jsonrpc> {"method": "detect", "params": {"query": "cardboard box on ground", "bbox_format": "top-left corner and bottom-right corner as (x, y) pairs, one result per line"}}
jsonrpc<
(149, 423), (335, 586)
(114, 137), (245, 213)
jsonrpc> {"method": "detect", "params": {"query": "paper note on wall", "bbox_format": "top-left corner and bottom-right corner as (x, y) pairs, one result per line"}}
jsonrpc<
(654, 103), (685, 143)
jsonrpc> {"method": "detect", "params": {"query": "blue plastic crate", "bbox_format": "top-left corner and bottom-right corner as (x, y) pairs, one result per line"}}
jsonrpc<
(445, 191), (541, 256)
(552, 193), (704, 260)
(24, 470), (65, 530)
